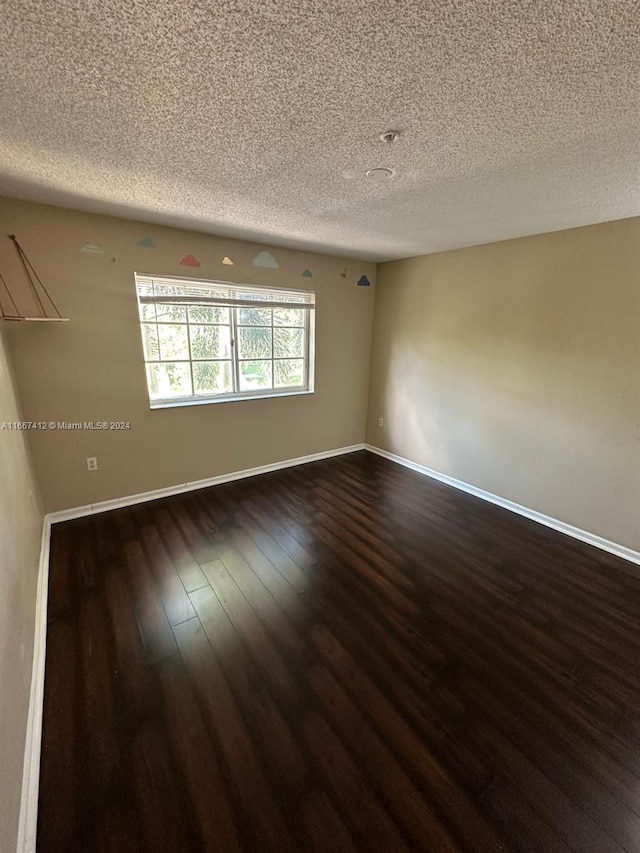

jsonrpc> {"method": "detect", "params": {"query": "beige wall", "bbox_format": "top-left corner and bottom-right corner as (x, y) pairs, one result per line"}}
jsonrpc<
(0, 198), (376, 512)
(367, 217), (640, 552)
(0, 325), (43, 853)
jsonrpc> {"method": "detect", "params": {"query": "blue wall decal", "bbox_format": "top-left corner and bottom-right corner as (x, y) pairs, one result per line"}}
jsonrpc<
(80, 242), (104, 254)
(222, 256), (234, 265)
(302, 269), (313, 278)
(137, 235), (157, 248)
(357, 275), (371, 287)
(253, 250), (279, 269)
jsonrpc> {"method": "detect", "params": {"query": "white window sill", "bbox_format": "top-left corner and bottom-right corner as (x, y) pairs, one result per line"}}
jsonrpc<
(149, 388), (314, 410)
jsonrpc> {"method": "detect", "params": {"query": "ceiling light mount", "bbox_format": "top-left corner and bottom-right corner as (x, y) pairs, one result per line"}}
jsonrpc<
(365, 167), (395, 181)
(379, 130), (400, 144)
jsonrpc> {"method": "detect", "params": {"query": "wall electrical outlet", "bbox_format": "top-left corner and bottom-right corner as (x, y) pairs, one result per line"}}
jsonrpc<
(378, 417), (384, 427)
(86, 457), (98, 471)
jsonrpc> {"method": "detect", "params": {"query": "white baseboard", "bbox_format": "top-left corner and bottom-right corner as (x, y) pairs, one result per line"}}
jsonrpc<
(365, 444), (640, 567)
(48, 443), (366, 523)
(16, 517), (51, 853)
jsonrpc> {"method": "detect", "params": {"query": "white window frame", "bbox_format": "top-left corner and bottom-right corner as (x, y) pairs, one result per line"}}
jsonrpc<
(135, 273), (315, 409)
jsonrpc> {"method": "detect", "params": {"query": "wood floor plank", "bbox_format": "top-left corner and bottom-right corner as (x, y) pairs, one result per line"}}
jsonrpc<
(130, 722), (201, 852)
(435, 595), (640, 766)
(299, 789), (359, 853)
(200, 558), (301, 705)
(173, 617), (297, 851)
(437, 621), (640, 814)
(152, 506), (208, 592)
(235, 509), (310, 592)
(94, 797), (143, 853)
(104, 568), (157, 721)
(37, 619), (78, 853)
(217, 542), (307, 662)
(47, 521), (73, 619)
(316, 500), (415, 588)
(167, 495), (220, 566)
(301, 711), (410, 851)
(309, 664), (461, 851)
(74, 522), (99, 592)
(312, 520), (421, 617)
(241, 499), (318, 569)
(39, 451), (640, 852)
(469, 721), (626, 853)
(310, 624), (503, 853)
(158, 655), (242, 851)
(189, 586), (310, 793)
(480, 778), (574, 853)
(78, 594), (120, 797)
(123, 540), (177, 662)
(229, 527), (304, 613)
(140, 524), (196, 626)
(457, 671), (640, 851)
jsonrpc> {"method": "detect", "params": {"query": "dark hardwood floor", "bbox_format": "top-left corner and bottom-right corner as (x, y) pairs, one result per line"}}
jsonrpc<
(38, 450), (640, 852)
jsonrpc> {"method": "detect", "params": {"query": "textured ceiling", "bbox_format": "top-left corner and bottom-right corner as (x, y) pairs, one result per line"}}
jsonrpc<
(0, 0), (638, 261)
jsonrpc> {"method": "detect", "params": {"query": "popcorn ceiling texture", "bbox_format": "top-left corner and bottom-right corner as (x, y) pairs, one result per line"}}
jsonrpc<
(0, 0), (638, 261)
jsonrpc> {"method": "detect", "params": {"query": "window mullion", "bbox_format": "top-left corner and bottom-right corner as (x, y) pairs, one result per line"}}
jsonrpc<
(303, 308), (308, 389)
(231, 308), (240, 393)
(270, 310), (274, 389)
(185, 312), (195, 396)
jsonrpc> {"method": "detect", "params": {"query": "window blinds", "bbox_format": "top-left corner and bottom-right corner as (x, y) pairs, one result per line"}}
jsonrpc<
(135, 274), (315, 311)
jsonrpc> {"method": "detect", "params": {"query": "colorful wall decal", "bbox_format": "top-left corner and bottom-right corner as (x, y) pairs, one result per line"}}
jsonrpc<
(302, 269), (313, 278)
(180, 254), (201, 267)
(253, 250), (279, 269)
(137, 235), (157, 248)
(357, 275), (371, 287)
(222, 256), (234, 265)
(80, 243), (104, 254)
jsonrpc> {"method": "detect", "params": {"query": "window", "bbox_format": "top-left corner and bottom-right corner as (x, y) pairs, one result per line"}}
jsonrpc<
(135, 274), (315, 408)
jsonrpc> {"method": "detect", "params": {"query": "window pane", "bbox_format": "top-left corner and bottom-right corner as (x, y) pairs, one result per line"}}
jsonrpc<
(273, 308), (304, 327)
(146, 363), (192, 399)
(141, 324), (160, 360)
(155, 304), (187, 323)
(238, 326), (272, 359)
(190, 325), (231, 359)
(274, 327), (303, 358)
(274, 359), (304, 388)
(158, 324), (189, 360)
(193, 361), (233, 395)
(238, 307), (272, 326)
(188, 305), (229, 324)
(239, 360), (273, 391)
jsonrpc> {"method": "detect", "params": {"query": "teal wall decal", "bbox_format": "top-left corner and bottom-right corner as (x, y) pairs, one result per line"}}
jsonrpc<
(302, 269), (313, 277)
(137, 236), (157, 248)
(253, 250), (279, 269)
